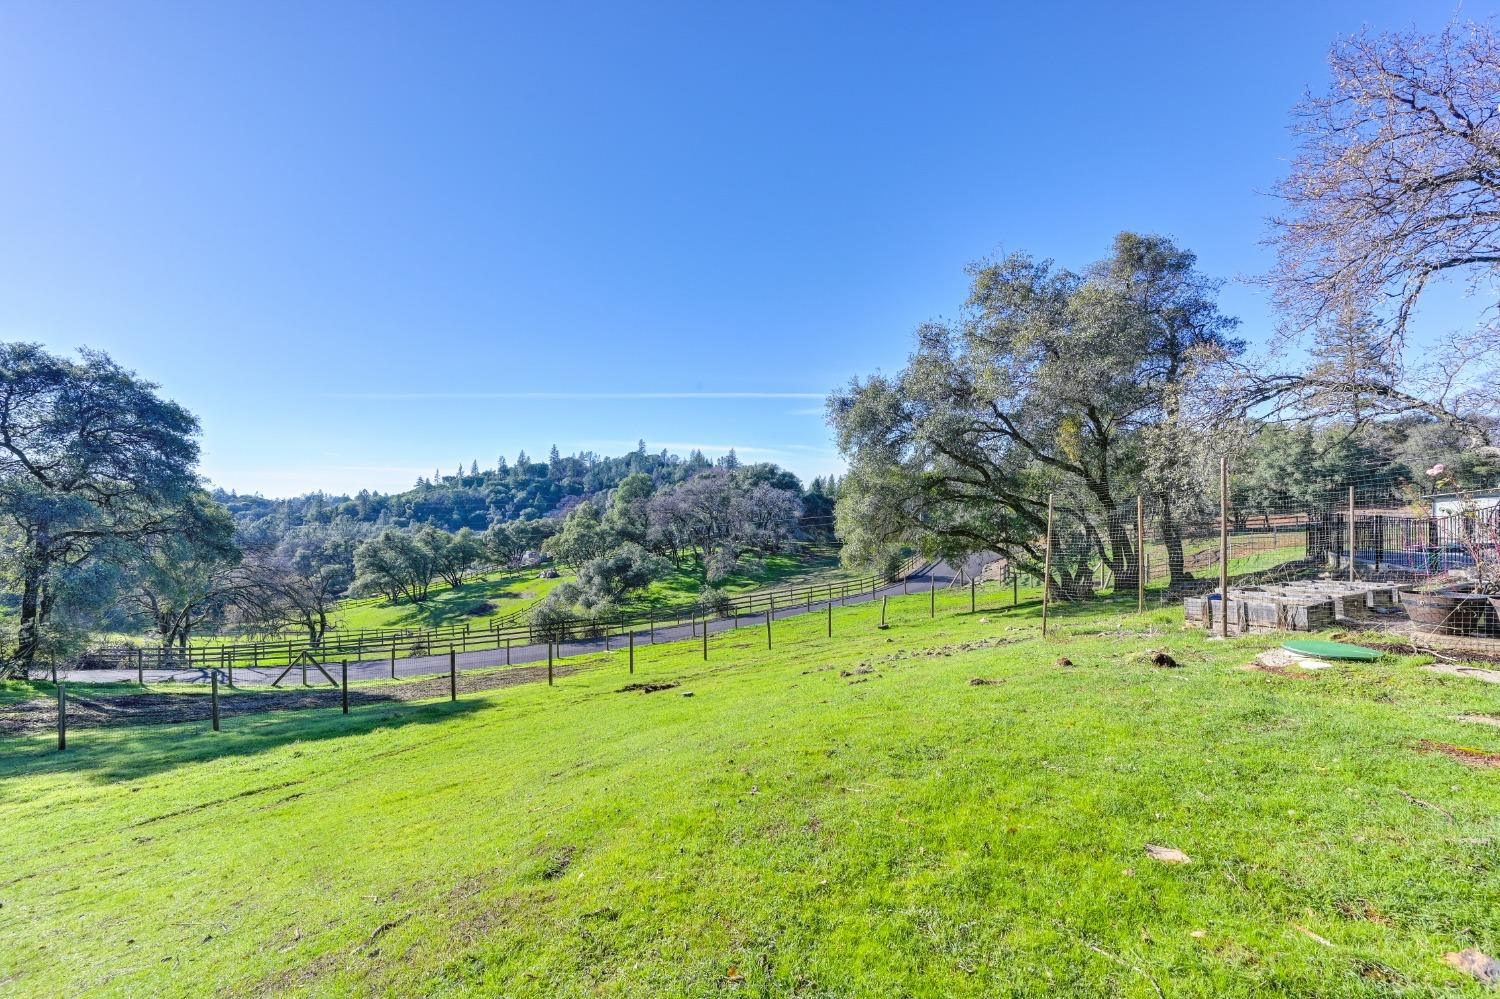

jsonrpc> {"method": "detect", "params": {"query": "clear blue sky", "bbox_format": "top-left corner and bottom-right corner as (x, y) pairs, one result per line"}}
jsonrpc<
(0, 1), (1471, 497)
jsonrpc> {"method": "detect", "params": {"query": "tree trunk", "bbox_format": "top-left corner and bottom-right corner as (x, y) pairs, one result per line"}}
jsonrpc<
(1104, 508), (1139, 593)
(8, 563), (43, 679)
(1157, 498), (1191, 587)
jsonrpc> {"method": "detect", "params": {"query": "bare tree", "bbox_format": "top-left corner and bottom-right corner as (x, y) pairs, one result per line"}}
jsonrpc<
(1262, 18), (1500, 445)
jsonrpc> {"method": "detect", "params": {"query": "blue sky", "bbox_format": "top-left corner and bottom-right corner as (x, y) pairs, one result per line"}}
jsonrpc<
(0, 0), (1471, 497)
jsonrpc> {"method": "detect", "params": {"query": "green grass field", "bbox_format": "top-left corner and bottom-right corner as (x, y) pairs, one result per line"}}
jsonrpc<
(3, 588), (1498, 996)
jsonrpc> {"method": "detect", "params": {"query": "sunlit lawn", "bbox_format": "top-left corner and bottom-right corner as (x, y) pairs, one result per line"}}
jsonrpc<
(3, 585), (1498, 996)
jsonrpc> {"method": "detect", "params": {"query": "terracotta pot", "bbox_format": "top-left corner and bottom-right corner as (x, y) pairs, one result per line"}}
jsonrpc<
(1401, 586), (1496, 636)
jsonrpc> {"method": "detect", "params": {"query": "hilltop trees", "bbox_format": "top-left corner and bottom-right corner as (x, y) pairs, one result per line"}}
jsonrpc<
(0, 344), (207, 676)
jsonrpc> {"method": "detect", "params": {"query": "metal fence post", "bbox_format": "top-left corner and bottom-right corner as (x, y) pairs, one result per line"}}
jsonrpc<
(210, 670), (220, 732)
(1136, 495), (1146, 614)
(1348, 484), (1356, 583)
(1219, 457), (1230, 638)
(1042, 493), (1054, 637)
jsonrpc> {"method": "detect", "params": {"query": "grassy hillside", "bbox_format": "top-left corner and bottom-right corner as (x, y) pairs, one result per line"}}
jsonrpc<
(3, 591), (1498, 996)
(329, 547), (854, 632)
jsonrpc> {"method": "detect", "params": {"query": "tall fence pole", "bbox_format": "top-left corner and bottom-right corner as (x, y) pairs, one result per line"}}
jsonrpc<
(210, 670), (220, 732)
(390, 639), (397, 679)
(1042, 494), (1054, 638)
(628, 630), (634, 674)
(765, 608), (773, 650)
(880, 594), (889, 629)
(505, 637), (511, 666)
(1136, 495), (1146, 615)
(702, 619), (709, 661)
(57, 680), (66, 751)
(1348, 484), (1356, 583)
(929, 572), (936, 618)
(1219, 456), (1230, 639)
(827, 600), (832, 637)
(341, 660), (349, 714)
(449, 648), (457, 701)
(136, 648), (144, 686)
(970, 578), (976, 614)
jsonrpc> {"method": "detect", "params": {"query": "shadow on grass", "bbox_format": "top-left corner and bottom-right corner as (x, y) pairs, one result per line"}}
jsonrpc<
(0, 693), (491, 785)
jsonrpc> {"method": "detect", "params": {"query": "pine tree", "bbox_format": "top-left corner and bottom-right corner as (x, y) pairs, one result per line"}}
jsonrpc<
(470, 460), (479, 476)
(1308, 305), (1399, 428)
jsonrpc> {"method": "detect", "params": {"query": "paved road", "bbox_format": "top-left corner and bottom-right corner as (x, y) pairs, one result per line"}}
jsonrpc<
(63, 564), (960, 687)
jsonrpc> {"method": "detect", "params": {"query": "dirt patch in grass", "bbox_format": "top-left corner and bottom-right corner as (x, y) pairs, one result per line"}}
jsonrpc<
(616, 681), (678, 694)
(1456, 714), (1500, 728)
(1358, 638), (1500, 666)
(0, 663), (588, 737)
(1416, 739), (1500, 768)
(1243, 651), (1318, 680)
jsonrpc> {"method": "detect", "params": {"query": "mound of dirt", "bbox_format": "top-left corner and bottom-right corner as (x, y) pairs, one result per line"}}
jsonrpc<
(616, 681), (678, 694)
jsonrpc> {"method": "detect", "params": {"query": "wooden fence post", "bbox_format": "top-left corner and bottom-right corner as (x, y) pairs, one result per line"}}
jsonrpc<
(505, 637), (511, 666)
(765, 608), (772, 650)
(970, 578), (976, 614)
(449, 648), (457, 701)
(547, 642), (554, 686)
(628, 630), (634, 674)
(1219, 456), (1230, 639)
(341, 660), (349, 714)
(1042, 493), (1055, 638)
(930, 572), (936, 618)
(702, 620), (708, 661)
(827, 601), (832, 637)
(57, 680), (66, 751)
(210, 670), (220, 732)
(390, 639), (397, 679)
(137, 648), (144, 686)
(880, 595), (889, 629)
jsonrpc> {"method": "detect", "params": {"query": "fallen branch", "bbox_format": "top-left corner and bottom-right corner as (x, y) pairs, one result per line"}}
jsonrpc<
(1397, 788), (1455, 823)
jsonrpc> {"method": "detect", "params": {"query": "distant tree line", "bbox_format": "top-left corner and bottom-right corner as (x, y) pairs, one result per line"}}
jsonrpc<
(0, 347), (832, 678)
